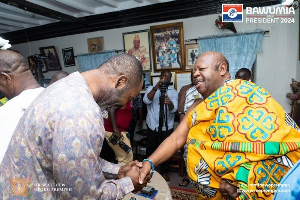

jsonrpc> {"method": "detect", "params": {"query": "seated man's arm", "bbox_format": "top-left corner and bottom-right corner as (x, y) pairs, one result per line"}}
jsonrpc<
(139, 114), (190, 183)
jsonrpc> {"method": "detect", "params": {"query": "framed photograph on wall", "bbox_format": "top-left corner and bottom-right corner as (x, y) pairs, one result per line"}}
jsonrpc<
(123, 30), (151, 71)
(150, 22), (185, 72)
(175, 72), (191, 91)
(62, 47), (75, 67)
(27, 55), (48, 74)
(185, 43), (199, 70)
(39, 46), (62, 71)
(87, 37), (104, 53)
(142, 71), (151, 91)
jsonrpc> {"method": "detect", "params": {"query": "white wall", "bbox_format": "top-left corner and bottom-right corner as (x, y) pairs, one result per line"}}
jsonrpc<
(12, 10), (300, 111)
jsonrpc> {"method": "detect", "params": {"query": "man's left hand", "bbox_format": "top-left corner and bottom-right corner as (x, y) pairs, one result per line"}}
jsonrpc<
(164, 95), (171, 105)
(118, 160), (143, 179)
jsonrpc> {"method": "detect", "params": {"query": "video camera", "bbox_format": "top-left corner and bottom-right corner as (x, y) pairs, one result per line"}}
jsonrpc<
(159, 81), (173, 94)
(109, 134), (131, 153)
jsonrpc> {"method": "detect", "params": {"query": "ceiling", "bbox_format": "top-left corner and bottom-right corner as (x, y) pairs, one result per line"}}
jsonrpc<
(0, 0), (282, 45)
(0, 0), (175, 35)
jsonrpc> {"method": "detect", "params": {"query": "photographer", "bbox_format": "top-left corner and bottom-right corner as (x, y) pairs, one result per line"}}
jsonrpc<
(143, 70), (178, 183)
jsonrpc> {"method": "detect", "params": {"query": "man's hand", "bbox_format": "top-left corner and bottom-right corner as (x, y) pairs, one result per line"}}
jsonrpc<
(164, 94), (171, 105)
(125, 165), (151, 192)
(118, 160), (142, 179)
(112, 130), (123, 140)
(219, 179), (240, 200)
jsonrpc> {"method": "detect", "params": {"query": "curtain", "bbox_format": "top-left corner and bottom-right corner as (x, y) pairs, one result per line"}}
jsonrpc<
(198, 29), (265, 78)
(77, 50), (117, 72)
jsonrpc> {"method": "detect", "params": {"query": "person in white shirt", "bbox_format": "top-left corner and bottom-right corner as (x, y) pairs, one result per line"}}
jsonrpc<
(0, 50), (44, 163)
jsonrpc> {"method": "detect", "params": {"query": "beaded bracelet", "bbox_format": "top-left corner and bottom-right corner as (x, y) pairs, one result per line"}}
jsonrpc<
(143, 158), (155, 177)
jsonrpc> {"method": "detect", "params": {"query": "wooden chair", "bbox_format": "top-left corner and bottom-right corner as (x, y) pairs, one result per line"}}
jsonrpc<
(169, 148), (184, 177)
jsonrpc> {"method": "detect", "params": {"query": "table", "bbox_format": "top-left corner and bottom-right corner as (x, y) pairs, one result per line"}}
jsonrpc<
(123, 171), (172, 200)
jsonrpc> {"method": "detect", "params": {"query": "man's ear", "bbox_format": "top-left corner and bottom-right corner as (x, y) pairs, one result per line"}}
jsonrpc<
(115, 75), (127, 88)
(219, 62), (228, 76)
(0, 73), (12, 86)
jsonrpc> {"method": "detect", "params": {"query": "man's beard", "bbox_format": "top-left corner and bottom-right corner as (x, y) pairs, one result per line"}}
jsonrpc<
(97, 87), (127, 110)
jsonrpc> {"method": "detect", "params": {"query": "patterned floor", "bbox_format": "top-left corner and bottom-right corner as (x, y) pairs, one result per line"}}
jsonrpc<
(170, 186), (198, 200)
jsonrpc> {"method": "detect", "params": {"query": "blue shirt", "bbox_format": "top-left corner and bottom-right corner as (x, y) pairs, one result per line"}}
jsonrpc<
(143, 85), (178, 131)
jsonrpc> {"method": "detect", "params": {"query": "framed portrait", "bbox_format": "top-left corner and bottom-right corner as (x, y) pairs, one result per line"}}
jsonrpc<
(175, 72), (191, 91)
(151, 75), (160, 87)
(39, 46), (62, 71)
(62, 47), (75, 67)
(123, 30), (151, 71)
(185, 43), (199, 70)
(142, 71), (151, 91)
(87, 37), (104, 53)
(150, 22), (185, 72)
(27, 55), (47, 75)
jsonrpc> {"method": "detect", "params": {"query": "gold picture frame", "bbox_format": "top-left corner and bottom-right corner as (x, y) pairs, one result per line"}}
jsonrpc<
(123, 29), (152, 71)
(150, 22), (185, 72)
(87, 37), (104, 53)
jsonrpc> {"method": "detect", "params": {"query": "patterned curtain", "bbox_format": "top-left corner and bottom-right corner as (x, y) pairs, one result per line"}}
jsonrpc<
(198, 29), (265, 78)
(77, 50), (117, 72)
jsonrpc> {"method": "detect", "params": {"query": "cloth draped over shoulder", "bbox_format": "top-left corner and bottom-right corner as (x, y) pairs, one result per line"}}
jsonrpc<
(186, 79), (300, 200)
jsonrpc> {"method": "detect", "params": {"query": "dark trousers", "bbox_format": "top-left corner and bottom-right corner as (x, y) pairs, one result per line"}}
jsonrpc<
(146, 127), (173, 175)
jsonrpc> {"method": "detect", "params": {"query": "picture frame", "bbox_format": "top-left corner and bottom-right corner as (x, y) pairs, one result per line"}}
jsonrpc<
(150, 22), (185, 72)
(123, 30), (152, 71)
(185, 43), (199, 70)
(62, 47), (75, 67)
(142, 71), (151, 91)
(27, 55), (47, 75)
(151, 75), (161, 87)
(87, 37), (104, 53)
(39, 46), (62, 71)
(175, 72), (192, 91)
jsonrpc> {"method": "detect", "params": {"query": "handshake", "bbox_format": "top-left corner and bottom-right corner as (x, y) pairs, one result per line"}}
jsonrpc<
(118, 160), (154, 192)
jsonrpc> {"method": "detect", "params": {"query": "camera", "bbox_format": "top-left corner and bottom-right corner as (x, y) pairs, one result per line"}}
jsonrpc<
(159, 81), (173, 94)
(108, 134), (131, 153)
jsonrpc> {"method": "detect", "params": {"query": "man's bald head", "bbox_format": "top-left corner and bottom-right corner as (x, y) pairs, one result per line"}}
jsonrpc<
(0, 50), (28, 73)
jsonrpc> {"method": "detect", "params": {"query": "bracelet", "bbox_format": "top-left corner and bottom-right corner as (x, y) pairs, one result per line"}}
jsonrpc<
(143, 158), (155, 177)
(152, 87), (157, 92)
(178, 111), (184, 115)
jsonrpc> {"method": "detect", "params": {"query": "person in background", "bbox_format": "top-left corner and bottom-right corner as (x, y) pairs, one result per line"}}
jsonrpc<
(177, 70), (203, 187)
(235, 67), (252, 81)
(104, 101), (134, 165)
(0, 53), (150, 199)
(0, 92), (8, 107)
(48, 70), (69, 85)
(139, 51), (300, 200)
(127, 34), (150, 70)
(128, 93), (143, 143)
(0, 50), (44, 163)
(143, 69), (178, 183)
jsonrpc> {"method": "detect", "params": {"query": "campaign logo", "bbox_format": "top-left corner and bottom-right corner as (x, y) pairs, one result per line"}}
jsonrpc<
(222, 4), (243, 22)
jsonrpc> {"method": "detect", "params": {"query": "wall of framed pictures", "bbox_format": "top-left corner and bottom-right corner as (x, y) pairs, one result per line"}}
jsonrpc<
(12, 12), (296, 110)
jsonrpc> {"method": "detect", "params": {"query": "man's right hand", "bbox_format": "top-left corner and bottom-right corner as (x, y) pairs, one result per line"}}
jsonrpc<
(126, 164), (150, 191)
(112, 130), (123, 140)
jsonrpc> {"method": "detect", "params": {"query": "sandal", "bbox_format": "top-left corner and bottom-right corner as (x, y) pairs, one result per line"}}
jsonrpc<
(178, 177), (190, 187)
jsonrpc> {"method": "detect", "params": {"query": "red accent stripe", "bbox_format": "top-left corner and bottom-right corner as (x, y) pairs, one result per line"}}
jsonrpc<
(223, 4), (243, 12)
